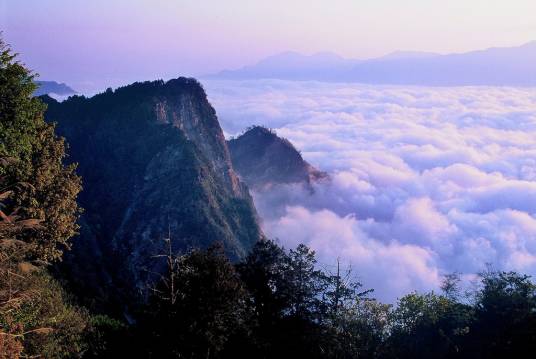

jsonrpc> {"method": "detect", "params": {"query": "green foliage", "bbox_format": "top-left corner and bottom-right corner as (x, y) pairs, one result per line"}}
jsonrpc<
(1, 37), (87, 358)
(329, 298), (390, 358)
(236, 240), (375, 358)
(385, 292), (472, 359)
(132, 241), (536, 359)
(0, 38), (82, 262)
(8, 273), (89, 358)
(0, 39), (40, 163)
(83, 314), (131, 358)
(0, 239), (89, 358)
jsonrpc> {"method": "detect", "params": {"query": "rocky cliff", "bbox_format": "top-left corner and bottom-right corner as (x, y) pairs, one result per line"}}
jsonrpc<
(43, 78), (262, 305)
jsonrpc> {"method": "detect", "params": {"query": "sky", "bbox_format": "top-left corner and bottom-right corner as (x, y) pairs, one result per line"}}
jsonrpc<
(2, 0), (536, 92)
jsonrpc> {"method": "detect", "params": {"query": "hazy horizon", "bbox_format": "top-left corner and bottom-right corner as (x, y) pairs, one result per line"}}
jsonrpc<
(12, 40), (536, 95)
(3, 0), (536, 92)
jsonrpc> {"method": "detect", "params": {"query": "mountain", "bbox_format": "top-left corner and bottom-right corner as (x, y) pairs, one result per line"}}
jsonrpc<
(42, 78), (262, 307)
(212, 51), (361, 81)
(228, 126), (327, 189)
(345, 41), (536, 86)
(377, 50), (440, 60)
(34, 80), (76, 96)
(209, 41), (536, 86)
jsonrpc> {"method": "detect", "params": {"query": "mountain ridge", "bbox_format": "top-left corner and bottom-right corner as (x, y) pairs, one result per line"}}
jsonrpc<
(208, 41), (536, 86)
(34, 80), (76, 96)
(43, 78), (262, 308)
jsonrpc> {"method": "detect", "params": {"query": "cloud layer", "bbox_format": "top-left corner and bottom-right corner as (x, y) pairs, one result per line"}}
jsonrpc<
(205, 79), (536, 301)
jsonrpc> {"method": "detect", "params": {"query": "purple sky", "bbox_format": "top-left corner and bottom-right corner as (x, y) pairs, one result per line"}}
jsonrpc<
(2, 0), (536, 93)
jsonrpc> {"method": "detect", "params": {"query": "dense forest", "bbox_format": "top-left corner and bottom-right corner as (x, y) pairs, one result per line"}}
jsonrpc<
(2, 39), (536, 358)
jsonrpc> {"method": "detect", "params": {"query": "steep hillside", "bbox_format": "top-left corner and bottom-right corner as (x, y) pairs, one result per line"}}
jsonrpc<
(43, 78), (262, 305)
(228, 126), (326, 189)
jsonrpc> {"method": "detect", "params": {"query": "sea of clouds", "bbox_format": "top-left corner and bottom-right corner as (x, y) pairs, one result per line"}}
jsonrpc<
(204, 79), (536, 302)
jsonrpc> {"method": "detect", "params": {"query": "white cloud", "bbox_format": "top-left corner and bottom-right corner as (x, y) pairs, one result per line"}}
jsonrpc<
(205, 79), (536, 301)
(268, 206), (441, 301)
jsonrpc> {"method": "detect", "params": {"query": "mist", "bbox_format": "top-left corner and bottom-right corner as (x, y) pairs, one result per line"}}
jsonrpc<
(205, 79), (536, 301)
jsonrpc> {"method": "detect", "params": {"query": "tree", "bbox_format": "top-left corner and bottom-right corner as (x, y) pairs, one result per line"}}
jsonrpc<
(238, 240), (376, 358)
(0, 185), (37, 358)
(283, 244), (328, 320)
(235, 239), (291, 356)
(323, 258), (372, 320)
(0, 160), (88, 358)
(237, 240), (289, 323)
(0, 37), (87, 358)
(0, 38), (82, 262)
(322, 298), (390, 359)
(320, 259), (378, 359)
(465, 270), (536, 358)
(441, 272), (462, 301)
(385, 292), (472, 359)
(147, 243), (248, 358)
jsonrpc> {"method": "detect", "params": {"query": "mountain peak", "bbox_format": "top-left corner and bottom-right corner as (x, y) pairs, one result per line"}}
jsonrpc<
(45, 78), (262, 298)
(228, 126), (327, 189)
(34, 80), (76, 97)
(240, 125), (277, 137)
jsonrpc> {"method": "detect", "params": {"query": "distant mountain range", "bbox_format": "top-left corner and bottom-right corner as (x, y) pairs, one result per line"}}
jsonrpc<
(208, 41), (536, 86)
(35, 81), (76, 96)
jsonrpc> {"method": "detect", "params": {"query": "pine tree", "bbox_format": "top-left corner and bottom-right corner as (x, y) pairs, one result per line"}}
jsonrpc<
(0, 37), (87, 358)
(0, 37), (82, 262)
(147, 243), (248, 358)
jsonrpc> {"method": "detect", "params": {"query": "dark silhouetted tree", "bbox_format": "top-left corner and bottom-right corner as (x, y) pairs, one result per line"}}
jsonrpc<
(147, 243), (248, 358)
(464, 270), (536, 358)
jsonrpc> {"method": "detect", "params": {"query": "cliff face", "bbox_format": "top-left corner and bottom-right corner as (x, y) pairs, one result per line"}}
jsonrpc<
(43, 78), (261, 303)
(151, 81), (241, 194)
(228, 126), (327, 189)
